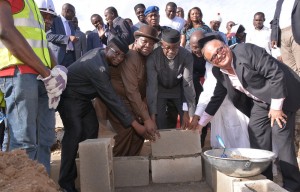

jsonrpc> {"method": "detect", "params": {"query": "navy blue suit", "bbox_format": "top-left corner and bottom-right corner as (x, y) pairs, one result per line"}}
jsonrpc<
(47, 16), (76, 67)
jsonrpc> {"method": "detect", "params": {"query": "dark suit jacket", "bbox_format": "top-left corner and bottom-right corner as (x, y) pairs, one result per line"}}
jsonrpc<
(106, 17), (134, 45)
(271, 0), (300, 45)
(205, 43), (300, 117)
(47, 16), (75, 65)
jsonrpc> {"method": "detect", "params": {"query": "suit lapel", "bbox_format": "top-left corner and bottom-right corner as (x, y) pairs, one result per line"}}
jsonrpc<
(293, 0), (299, 10)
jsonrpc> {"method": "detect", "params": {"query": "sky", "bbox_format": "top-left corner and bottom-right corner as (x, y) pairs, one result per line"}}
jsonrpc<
(52, 0), (277, 33)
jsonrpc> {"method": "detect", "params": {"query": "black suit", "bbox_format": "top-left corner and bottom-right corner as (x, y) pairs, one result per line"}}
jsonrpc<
(206, 43), (300, 191)
(271, 0), (300, 44)
(47, 16), (76, 67)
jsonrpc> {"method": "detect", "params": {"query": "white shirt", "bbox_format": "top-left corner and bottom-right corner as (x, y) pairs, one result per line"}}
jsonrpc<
(279, 0), (294, 29)
(61, 15), (74, 51)
(198, 61), (284, 126)
(160, 16), (185, 32)
(246, 26), (281, 57)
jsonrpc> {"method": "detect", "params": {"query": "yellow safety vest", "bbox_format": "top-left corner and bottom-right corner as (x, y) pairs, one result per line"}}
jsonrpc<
(0, 0), (51, 69)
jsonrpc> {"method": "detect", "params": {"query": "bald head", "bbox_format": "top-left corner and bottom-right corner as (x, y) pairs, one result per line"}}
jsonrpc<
(190, 30), (205, 44)
(189, 30), (205, 57)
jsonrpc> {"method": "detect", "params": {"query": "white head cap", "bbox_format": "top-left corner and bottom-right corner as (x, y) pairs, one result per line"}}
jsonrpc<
(35, 0), (57, 16)
(211, 13), (222, 22)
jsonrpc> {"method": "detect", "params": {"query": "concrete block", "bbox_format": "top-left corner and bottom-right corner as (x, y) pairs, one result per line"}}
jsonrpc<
(50, 159), (80, 190)
(79, 138), (114, 192)
(151, 129), (201, 157)
(203, 157), (266, 192)
(151, 155), (202, 183)
(114, 156), (149, 187)
(233, 179), (288, 192)
(139, 140), (151, 157)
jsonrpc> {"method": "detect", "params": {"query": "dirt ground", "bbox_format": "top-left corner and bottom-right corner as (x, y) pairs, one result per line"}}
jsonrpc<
(0, 150), (60, 192)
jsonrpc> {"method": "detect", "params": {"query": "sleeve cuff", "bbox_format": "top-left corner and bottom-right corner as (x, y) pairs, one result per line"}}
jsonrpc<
(270, 98), (285, 110)
(182, 102), (188, 111)
(198, 112), (213, 127)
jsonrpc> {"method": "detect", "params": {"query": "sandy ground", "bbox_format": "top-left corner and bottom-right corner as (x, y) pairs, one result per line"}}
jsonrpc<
(0, 150), (60, 192)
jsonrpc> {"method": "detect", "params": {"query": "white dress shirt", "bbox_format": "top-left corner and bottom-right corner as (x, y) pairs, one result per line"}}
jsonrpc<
(160, 16), (185, 32)
(279, 0), (294, 29)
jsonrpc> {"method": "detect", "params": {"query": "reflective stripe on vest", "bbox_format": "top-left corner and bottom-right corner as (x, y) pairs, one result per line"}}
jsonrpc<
(0, 0), (50, 69)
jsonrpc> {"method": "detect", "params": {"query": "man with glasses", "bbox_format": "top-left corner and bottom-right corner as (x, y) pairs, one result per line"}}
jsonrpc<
(107, 25), (161, 156)
(147, 28), (195, 129)
(195, 34), (300, 192)
(57, 36), (148, 191)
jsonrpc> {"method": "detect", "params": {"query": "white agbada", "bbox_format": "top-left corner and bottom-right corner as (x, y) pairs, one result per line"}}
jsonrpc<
(195, 62), (250, 148)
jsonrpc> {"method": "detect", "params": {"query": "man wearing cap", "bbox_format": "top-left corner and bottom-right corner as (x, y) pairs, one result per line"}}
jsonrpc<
(36, 0), (57, 31)
(0, 0), (67, 175)
(147, 28), (195, 129)
(144, 5), (171, 40)
(196, 35), (300, 191)
(57, 36), (148, 191)
(107, 25), (160, 156)
(160, 2), (185, 32)
(47, 3), (78, 67)
(133, 3), (147, 31)
(209, 13), (227, 44)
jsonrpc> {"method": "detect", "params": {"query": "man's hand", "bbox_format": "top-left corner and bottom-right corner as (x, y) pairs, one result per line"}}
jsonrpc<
(131, 120), (147, 137)
(181, 111), (190, 129)
(144, 119), (160, 141)
(69, 35), (79, 43)
(189, 115), (200, 130)
(268, 109), (287, 128)
(271, 40), (277, 48)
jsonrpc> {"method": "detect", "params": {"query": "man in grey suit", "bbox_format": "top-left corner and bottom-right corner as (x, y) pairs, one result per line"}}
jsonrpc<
(195, 35), (300, 191)
(47, 3), (78, 67)
(72, 16), (87, 60)
(271, 0), (300, 75)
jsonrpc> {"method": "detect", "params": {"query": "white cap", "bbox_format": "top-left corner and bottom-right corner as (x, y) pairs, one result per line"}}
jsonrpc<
(35, 0), (57, 16)
(211, 13), (222, 22)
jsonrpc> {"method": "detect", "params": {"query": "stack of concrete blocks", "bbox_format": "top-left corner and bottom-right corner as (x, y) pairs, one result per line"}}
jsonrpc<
(79, 138), (114, 192)
(151, 129), (202, 183)
(203, 157), (287, 192)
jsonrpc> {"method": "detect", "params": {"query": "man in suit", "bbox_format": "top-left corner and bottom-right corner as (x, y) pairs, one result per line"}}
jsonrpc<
(71, 16), (86, 60)
(104, 6), (134, 45)
(195, 35), (300, 191)
(47, 3), (78, 67)
(271, 0), (300, 75)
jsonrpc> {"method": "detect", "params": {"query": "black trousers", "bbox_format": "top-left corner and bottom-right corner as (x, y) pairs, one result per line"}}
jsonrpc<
(248, 101), (300, 191)
(61, 51), (76, 68)
(157, 97), (183, 129)
(57, 97), (99, 190)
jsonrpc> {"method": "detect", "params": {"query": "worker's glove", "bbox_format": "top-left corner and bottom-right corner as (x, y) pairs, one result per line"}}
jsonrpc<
(37, 65), (68, 109)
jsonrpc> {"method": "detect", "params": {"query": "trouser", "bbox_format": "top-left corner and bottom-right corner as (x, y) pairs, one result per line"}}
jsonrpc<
(280, 26), (300, 76)
(0, 69), (55, 174)
(107, 107), (144, 156)
(58, 97), (98, 190)
(248, 101), (300, 191)
(61, 51), (76, 68)
(157, 97), (183, 129)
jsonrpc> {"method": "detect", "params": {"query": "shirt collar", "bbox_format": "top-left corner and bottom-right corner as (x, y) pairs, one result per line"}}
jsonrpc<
(60, 15), (68, 22)
(220, 59), (236, 75)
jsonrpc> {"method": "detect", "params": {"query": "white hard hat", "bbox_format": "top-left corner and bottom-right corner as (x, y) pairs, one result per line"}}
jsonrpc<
(35, 0), (57, 16)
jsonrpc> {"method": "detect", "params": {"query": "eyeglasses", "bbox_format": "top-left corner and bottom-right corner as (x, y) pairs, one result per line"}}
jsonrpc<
(109, 47), (126, 59)
(208, 45), (226, 63)
(161, 44), (179, 52)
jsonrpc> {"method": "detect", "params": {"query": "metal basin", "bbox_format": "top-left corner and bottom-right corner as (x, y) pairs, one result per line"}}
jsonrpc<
(203, 148), (276, 178)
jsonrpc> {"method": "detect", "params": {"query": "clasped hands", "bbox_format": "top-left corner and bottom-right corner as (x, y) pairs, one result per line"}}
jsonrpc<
(37, 65), (68, 109)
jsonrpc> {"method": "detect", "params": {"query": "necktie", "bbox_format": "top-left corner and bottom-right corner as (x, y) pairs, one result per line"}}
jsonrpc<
(65, 21), (74, 51)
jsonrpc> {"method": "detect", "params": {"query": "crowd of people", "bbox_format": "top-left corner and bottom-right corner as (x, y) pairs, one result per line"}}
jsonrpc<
(0, 0), (299, 191)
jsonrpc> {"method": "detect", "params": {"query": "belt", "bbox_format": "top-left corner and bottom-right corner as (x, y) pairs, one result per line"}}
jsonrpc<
(66, 50), (74, 53)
